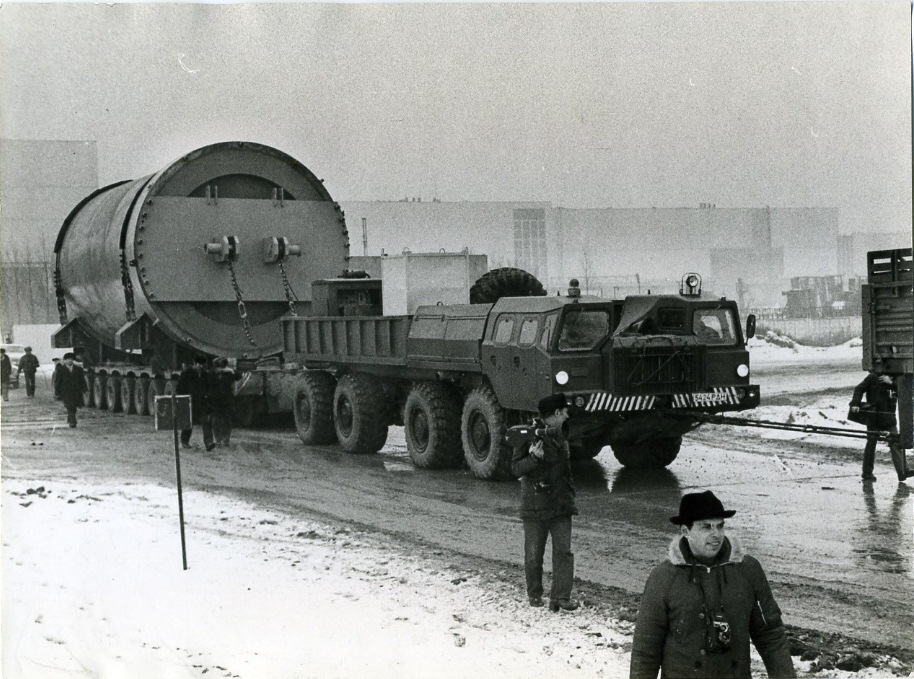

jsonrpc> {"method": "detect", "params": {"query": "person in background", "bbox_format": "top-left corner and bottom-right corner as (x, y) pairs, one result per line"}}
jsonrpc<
(510, 392), (579, 612)
(630, 491), (796, 679)
(176, 355), (214, 450)
(51, 357), (62, 399)
(208, 357), (241, 447)
(1, 348), (12, 402)
(17, 346), (39, 397)
(55, 352), (87, 428)
(850, 371), (913, 483)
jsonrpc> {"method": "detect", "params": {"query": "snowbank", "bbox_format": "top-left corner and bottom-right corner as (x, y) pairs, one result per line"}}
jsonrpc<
(748, 333), (862, 365)
(2, 480), (632, 679)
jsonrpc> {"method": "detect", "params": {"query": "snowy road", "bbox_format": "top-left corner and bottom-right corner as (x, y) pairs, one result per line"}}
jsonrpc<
(2, 344), (912, 674)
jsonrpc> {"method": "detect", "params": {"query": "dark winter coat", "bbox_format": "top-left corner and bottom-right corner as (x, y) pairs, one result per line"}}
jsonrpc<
(176, 366), (212, 418)
(17, 353), (39, 374)
(0, 354), (11, 383)
(55, 364), (86, 411)
(630, 535), (796, 679)
(207, 367), (240, 410)
(510, 423), (578, 521)
(850, 373), (898, 430)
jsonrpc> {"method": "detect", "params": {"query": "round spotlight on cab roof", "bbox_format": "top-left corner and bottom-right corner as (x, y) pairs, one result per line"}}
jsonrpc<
(736, 364), (749, 378)
(555, 370), (569, 385)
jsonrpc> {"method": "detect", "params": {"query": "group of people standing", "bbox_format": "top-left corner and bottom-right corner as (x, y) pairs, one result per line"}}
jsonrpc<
(0, 346), (40, 401)
(176, 355), (240, 451)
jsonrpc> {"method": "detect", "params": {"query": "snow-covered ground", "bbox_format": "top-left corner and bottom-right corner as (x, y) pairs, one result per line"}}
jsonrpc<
(2, 480), (635, 679)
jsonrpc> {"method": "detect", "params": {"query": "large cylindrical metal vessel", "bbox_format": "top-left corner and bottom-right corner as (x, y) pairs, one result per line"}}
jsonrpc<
(55, 141), (350, 358)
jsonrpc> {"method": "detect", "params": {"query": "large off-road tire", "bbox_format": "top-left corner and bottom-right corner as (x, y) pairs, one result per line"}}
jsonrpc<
(294, 372), (337, 445)
(570, 435), (606, 461)
(120, 377), (136, 414)
(404, 381), (464, 469)
(94, 374), (108, 410)
(461, 385), (513, 480)
(469, 267), (547, 304)
(333, 373), (388, 454)
(610, 437), (682, 469)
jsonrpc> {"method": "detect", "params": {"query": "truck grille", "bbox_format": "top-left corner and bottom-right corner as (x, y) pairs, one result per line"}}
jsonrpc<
(612, 345), (705, 395)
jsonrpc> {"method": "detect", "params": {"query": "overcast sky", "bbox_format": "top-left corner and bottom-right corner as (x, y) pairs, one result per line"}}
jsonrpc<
(0, 2), (911, 234)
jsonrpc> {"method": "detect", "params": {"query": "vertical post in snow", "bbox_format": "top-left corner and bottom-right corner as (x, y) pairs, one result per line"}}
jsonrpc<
(172, 390), (188, 571)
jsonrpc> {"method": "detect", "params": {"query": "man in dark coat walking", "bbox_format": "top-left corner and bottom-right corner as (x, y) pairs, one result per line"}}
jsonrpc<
(630, 491), (796, 679)
(55, 352), (86, 427)
(510, 392), (579, 612)
(1, 348), (12, 401)
(850, 371), (912, 483)
(176, 355), (215, 450)
(17, 346), (39, 397)
(207, 357), (240, 447)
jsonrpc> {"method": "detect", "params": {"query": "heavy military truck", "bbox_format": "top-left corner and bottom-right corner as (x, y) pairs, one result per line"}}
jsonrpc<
(862, 248), (913, 447)
(283, 272), (760, 478)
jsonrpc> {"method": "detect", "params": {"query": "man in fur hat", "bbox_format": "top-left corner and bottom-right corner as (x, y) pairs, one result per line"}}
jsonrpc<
(630, 491), (796, 679)
(510, 392), (579, 612)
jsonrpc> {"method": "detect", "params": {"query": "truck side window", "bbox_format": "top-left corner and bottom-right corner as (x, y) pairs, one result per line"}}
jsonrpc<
(518, 318), (539, 346)
(540, 314), (557, 349)
(693, 309), (736, 345)
(493, 316), (515, 344)
(558, 309), (610, 351)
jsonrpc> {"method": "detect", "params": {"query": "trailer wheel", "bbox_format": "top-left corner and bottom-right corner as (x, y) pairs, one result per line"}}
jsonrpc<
(146, 378), (164, 416)
(120, 376), (136, 414)
(105, 375), (123, 413)
(570, 435), (605, 461)
(610, 437), (682, 468)
(84, 371), (96, 408)
(134, 377), (150, 416)
(294, 372), (337, 445)
(469, 267), (547, 304)
(333, 373), (388, 454)
(94, 374), (108, 410)
(461, 385), (513, 480)
(404, 382), (463, 469)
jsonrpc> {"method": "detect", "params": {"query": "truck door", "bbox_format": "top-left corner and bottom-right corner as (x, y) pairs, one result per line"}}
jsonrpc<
(481, 312), (519, 404)
(513, 316), (546, 407)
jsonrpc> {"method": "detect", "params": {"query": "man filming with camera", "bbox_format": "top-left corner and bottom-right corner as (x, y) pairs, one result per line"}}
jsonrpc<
(510, 392), (579, 612)
(630, 491), (796, 679)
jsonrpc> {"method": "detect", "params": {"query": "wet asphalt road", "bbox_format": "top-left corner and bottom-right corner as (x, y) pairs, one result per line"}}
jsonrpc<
(2, 356), (911, 651)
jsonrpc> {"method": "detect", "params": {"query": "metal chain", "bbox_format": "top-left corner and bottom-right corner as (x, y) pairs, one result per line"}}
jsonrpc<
(54, 261), (69, 324)
(278, 260), (297, 316)
(227, 259), (257, 348)
(120, 251), (137, 321)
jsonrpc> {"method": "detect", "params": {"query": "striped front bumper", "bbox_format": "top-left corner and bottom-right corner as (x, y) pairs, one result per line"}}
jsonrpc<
(582, 387), (741, 413)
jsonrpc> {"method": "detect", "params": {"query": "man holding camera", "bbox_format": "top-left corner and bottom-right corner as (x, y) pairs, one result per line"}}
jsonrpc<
(510, 392), (579, 612)
(630, 491), (796, 679)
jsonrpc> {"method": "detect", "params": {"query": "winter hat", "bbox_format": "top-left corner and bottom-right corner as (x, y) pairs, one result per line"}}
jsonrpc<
(537, 392), (569, 417)
(670, 490), (736, 525)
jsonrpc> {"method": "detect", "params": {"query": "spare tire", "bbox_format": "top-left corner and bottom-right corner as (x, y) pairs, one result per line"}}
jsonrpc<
(470, 268), (547, 304)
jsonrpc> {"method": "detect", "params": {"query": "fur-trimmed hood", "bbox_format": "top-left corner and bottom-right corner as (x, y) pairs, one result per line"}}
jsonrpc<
(667, 533), (746, 567)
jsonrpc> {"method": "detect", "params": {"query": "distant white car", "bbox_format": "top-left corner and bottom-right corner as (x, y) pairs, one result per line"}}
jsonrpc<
(1, 343), (26, 387)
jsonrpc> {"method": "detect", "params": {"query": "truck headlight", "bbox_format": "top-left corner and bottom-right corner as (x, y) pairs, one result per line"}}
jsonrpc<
(555, 370), (569, 385)
(736, 364), (749, 378)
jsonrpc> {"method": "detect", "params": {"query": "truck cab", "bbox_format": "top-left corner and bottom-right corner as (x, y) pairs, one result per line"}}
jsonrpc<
(481, 276), (759, 466)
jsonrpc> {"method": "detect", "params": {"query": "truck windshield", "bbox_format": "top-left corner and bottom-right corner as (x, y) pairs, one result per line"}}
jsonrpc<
(693, 308), (737, 345)
(558, 308), (610, 351)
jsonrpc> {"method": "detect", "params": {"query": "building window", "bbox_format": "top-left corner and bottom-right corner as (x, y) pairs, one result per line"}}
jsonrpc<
(514, 208), (547, 279)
